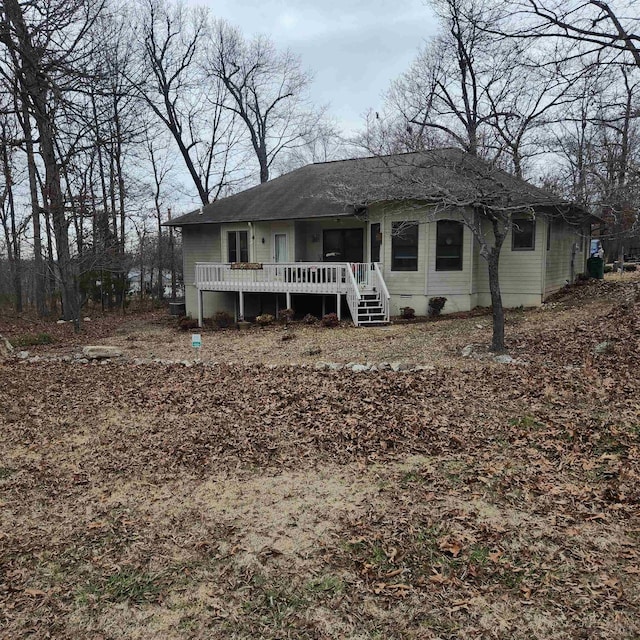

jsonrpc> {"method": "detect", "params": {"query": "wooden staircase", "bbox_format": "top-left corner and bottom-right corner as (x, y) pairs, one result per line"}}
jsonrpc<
(356, 289), (389, 325)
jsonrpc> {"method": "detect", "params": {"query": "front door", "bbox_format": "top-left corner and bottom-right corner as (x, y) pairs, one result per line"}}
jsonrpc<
(323, 228), (364, 262)
(274, 233), (288, 263)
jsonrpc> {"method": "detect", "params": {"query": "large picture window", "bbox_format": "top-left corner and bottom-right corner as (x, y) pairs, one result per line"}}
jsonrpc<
(228, 230), (249, 262)
(512, 218), (535, 250)
(391, 221), (419, 271)
(436, 220), (464, 271)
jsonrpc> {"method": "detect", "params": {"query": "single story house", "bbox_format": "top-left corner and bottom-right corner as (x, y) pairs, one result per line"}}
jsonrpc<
(166, 149), (591, 326)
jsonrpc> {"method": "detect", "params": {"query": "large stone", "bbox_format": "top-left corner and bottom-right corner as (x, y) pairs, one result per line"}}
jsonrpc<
(493, 354), (515, 364)
(351, 364), (370, 373)
(82, 346), (123, 360)
(0, 334), (14, 358)
(461, 345), (475, 358)
(594, 341), (614, 355)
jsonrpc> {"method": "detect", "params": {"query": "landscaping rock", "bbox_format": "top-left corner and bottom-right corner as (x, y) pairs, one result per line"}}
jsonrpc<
(56, 319), (66, 324)
(594, 341), (614, 355)
(303, 345), (322, 356)
(493, 354), (515, 364)
(351, 364), (370, 373)
(461, 345), (475, 357)
(378, 362), (391, 371)
(390, 361), (410, 372)
(17, 351), (30, 359)
(82, 346), (123, 360)
(314, 361), (330, 370)
(0, 334), (14, 358)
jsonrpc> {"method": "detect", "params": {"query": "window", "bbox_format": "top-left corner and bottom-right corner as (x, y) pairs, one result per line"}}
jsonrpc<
(512, 218), (535, 250)
(370, 223), (381, 263)
(228, 230), (249, 263)
(546, 221), (551, 251)
(391, 221), (419, 271)
(436, 220), (464, 271)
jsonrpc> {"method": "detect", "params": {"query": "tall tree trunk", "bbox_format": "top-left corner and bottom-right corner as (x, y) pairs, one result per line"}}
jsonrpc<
(20, 89), (46, 315)
(485, 216), (507, 352)
(487, 247), (505, 352)
(4, 0), (79, 327)
(1, 142), (22, 312)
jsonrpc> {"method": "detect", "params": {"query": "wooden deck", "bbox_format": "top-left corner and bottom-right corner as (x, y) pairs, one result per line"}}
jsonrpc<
(194, 262), (390, 327)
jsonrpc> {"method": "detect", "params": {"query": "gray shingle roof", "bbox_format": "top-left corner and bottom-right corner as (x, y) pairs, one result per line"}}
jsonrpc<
(166, 148), (586, 227)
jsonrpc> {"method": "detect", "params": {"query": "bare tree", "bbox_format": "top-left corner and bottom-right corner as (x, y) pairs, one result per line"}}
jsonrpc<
(0, 110), (27, 311)
(130, 0), (242, 205)
(505, 1), (640, 67)
(206, 21), (325, 183)
(388, 0), (580, 178)
(0, 0), (106, 326)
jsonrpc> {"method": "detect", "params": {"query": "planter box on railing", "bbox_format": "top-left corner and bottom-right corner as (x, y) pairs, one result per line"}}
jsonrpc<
(230, 262), (263, 270)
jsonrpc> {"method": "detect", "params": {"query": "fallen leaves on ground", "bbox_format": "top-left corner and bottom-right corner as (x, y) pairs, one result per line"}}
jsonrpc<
(0, 278), (639, 639)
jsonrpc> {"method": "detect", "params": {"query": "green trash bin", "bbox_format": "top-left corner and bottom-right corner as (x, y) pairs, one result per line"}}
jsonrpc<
(587, 256), (605, 279)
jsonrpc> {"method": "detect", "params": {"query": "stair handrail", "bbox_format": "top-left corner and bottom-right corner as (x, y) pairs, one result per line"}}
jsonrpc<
(372, 262), (391, 322)
(345, 262), (362, 326)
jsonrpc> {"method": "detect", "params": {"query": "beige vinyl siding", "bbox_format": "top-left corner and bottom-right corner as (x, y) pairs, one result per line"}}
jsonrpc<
(544, 219), (583, 296)
(372, 207), (427, 296)
(474, 218), (545, 307)
(182, 224), (221, 285)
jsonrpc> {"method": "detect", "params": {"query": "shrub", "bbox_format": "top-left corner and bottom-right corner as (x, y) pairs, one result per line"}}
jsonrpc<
(212, 310), (234, 328)
(428, 296), (447, 316)
(255, 313), (274, 326)
(278, 308), (295, 324)
(604, 264), (613, 273)
(177, 316), (198, 331)
(400, 306), (415, 319)
(321, 312), (339, 328)
(302, 313), (318, 325)
(10, 333), (54, 348)
(624, 263), (638, 272)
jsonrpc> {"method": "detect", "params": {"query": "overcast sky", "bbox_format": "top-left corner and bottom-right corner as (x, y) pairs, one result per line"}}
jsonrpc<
(192, 0), (438, 134)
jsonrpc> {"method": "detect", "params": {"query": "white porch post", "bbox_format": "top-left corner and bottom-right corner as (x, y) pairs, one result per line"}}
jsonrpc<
(286, 292), (292, 310)
(336, 293), (341, 320)
(239, 291), (245, 320)
(197, 289), (203, 327)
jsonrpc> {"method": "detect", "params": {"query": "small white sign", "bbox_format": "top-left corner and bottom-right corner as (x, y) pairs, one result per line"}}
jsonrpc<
(191, 334), (202, 349)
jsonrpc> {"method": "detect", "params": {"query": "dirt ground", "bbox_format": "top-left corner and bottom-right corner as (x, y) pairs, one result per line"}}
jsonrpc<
(1, 275), (640, 639)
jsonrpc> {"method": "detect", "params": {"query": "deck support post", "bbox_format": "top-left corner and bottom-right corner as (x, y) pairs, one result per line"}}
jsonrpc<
(197, 288), (203, 327)
(286, 292), (292, 310)
(239, 291), (245, 320)
(322, 296), (326, 317)
(336, 293), (341, 320)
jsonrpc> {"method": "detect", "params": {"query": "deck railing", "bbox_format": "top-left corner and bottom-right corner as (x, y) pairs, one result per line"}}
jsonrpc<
(372, 262), (391, 322)
(195, 262), (348, 294)
(344, 264), (362, 326)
